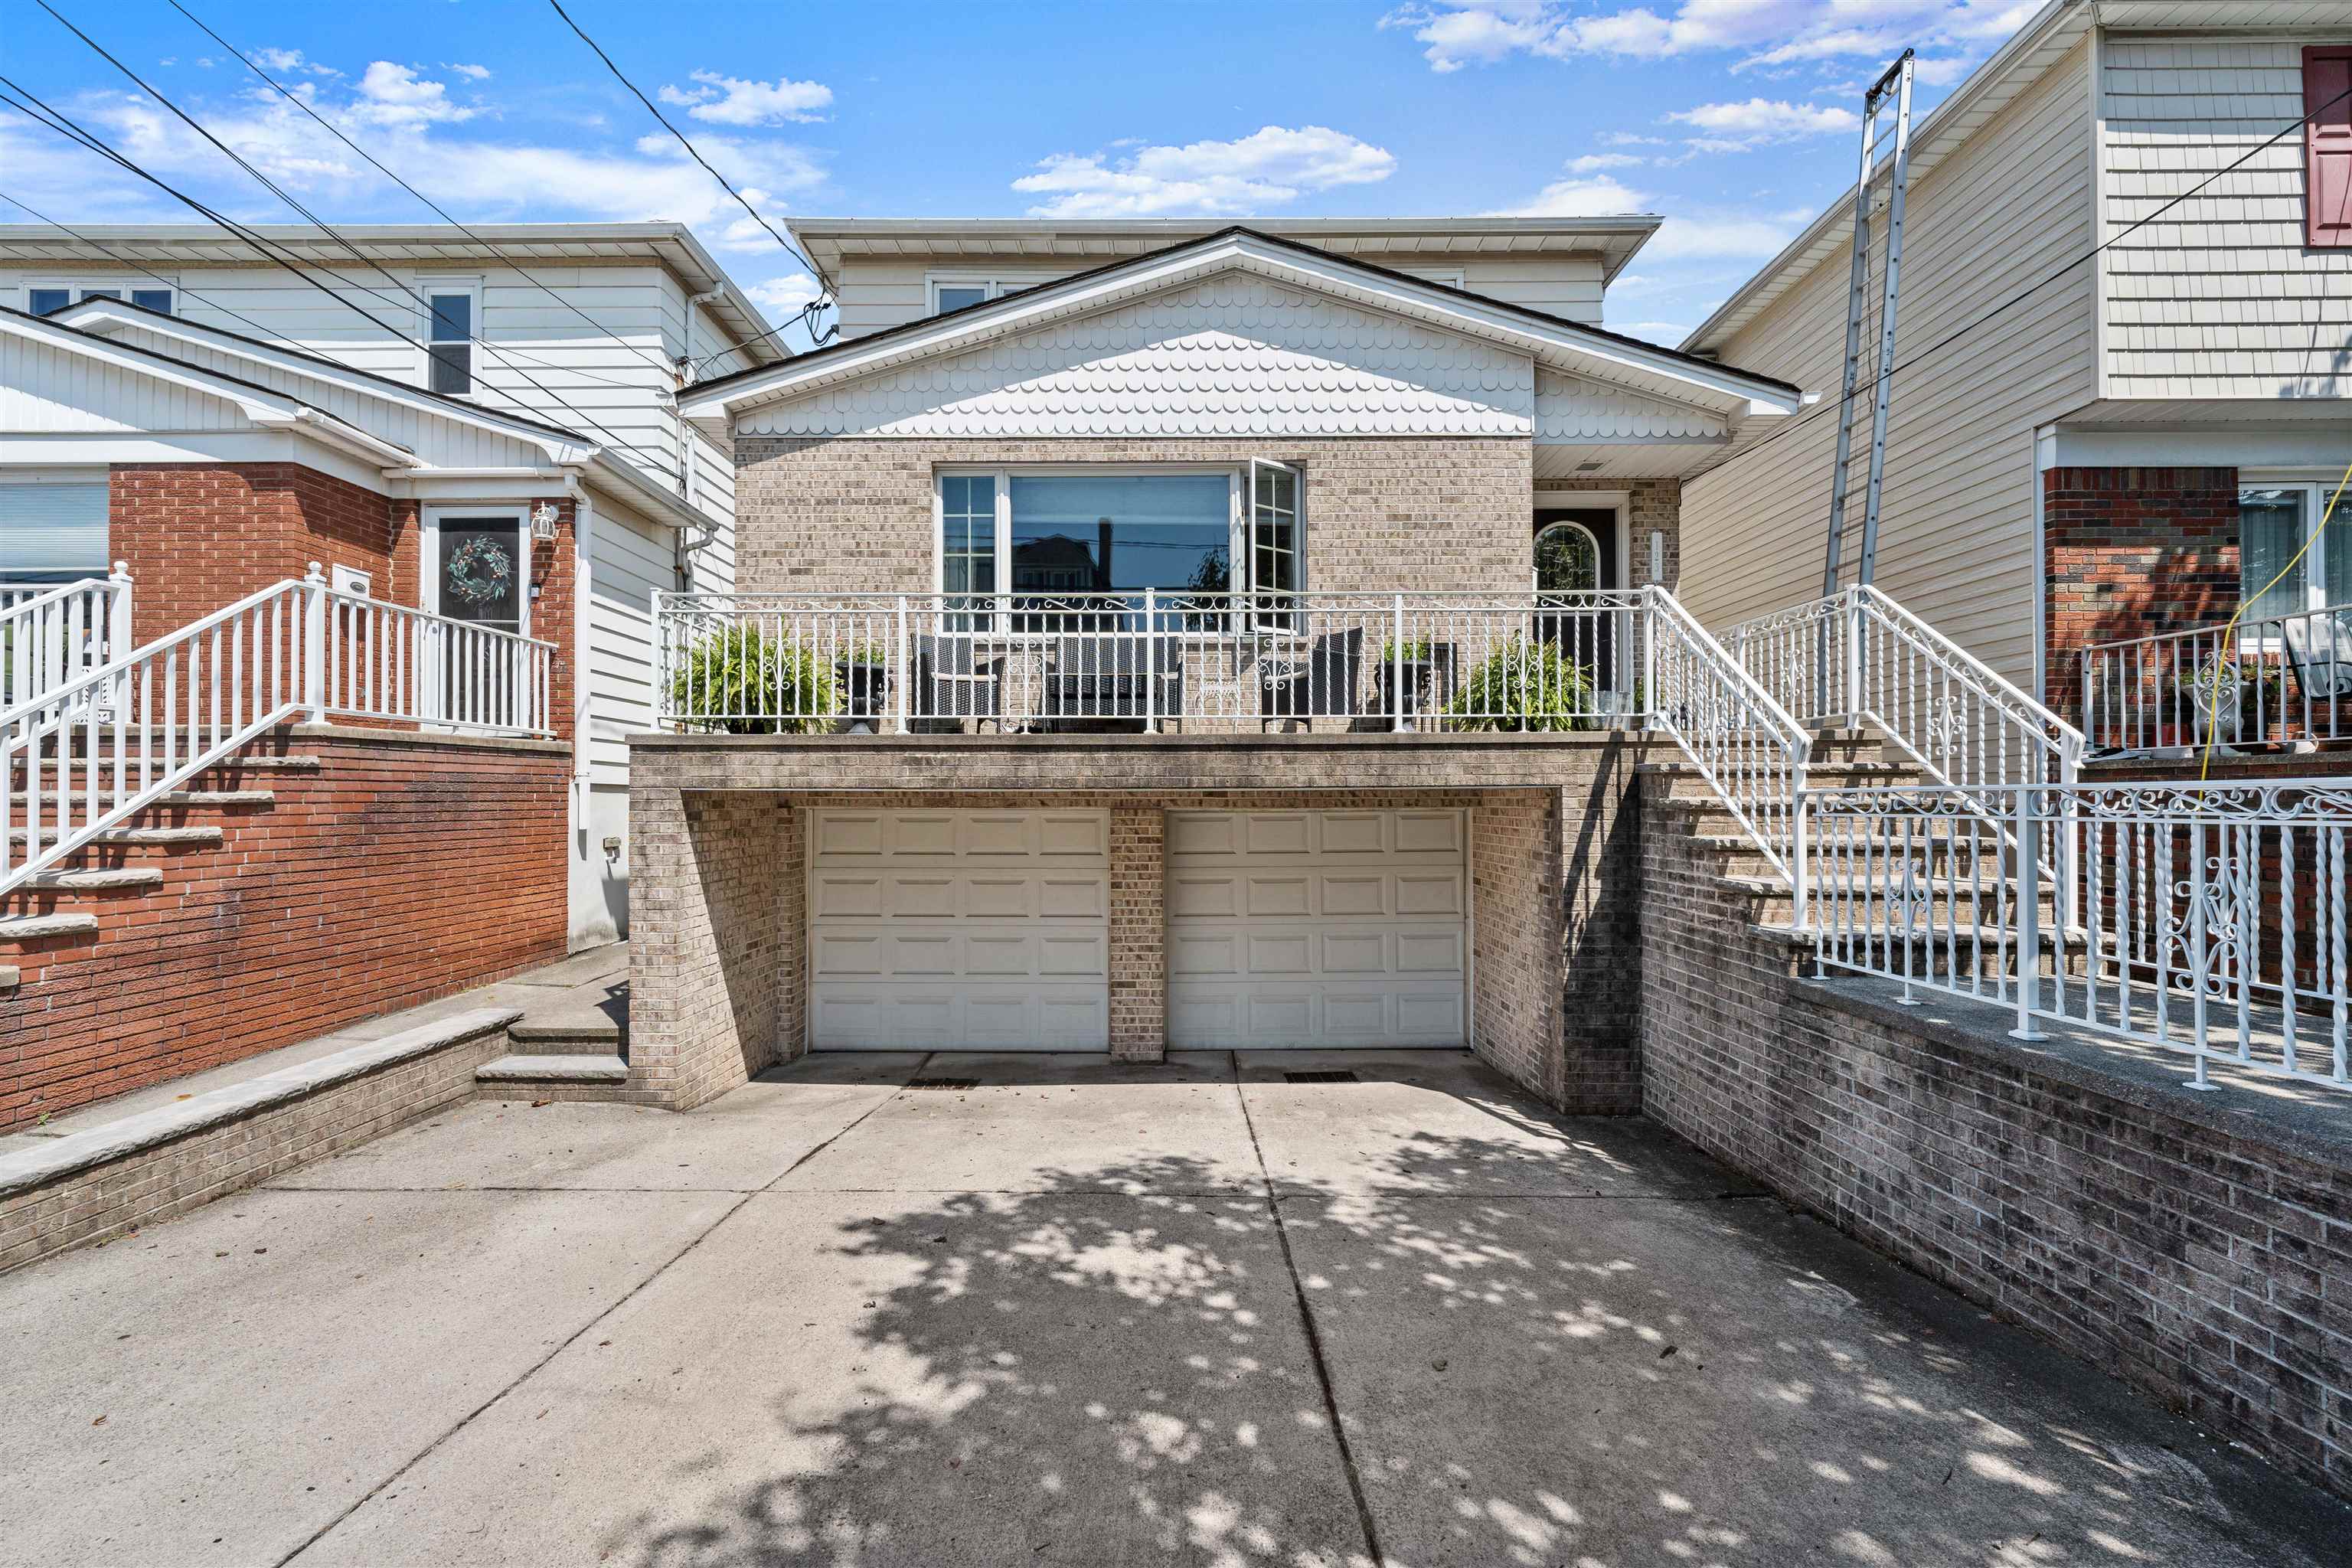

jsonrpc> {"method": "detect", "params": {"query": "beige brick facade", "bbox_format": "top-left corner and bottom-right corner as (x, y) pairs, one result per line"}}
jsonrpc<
(733, 436), (1537, 597)
(1537, 476), (1682, 593)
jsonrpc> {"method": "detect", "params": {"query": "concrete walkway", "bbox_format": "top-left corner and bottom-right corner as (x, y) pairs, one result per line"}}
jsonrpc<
(3, 1049), (2344, 1566)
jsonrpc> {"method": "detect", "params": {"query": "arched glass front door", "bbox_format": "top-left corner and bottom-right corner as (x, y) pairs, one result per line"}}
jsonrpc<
(1531, 512), (1617, 703)
(1534, 521), (1600, 597)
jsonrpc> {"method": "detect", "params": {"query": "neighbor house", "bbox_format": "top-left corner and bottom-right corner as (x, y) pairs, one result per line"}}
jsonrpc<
(1674, 0), (2352, 751)
(0, 222), (777, 1122)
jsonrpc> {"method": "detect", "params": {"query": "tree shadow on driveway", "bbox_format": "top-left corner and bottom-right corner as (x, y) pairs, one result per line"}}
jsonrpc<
(607, 1116), (2348, 1568)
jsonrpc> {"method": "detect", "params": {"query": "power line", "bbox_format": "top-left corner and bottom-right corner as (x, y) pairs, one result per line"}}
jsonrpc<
(1686, 76), (2352, 488)
(162, 0), (694, 389)
(544, 0), (834, 358)
(0, 188), (284, 340)
(0, 73), (657, 466)
(31, 2), (661, 459)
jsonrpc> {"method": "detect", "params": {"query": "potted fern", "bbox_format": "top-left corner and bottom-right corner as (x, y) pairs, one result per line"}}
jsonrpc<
(1444, 638), (1595, 732)
(668, 626), (836, 735)
(1380, 636), (1443, 720)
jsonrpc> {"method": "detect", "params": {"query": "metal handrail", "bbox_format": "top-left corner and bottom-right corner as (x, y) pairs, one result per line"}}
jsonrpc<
(2080, 598), (2352, 750)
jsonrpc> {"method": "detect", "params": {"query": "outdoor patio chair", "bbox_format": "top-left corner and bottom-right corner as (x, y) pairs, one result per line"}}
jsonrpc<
(2282, 610), (2352, 740)
(916, 634), (1002, 729)
(1259, 626), (1362, 730)
(1040, 632), (1179, 724)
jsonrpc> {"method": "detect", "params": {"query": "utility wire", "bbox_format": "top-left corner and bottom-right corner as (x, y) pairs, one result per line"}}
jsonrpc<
(0, 74), (655, 466)
(162, 0), (697, 387)
(31, 2), (660, 460)
(545, 0), (834, 358)
(0, 187), (283, 340)
(1687, 77), (2352, 486)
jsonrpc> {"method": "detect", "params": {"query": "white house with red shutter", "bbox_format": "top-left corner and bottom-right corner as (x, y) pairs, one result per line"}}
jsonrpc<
(1674, 0), (2352, 754)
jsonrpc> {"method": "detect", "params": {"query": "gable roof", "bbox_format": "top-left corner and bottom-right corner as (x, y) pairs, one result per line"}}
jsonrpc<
(682, 227), (1803, 424)
(6, 300), (714, 531)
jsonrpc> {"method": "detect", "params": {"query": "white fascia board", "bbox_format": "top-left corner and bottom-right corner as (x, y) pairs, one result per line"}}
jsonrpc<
(5, 305), (299, 427)
(684, 234), (1802, 422)
(51, 301), (601, 467)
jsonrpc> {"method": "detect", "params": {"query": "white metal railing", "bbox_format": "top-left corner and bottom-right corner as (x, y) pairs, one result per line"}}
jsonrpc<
(2081, 599), (2352, 753)
(1808, 780), (2352, 1095)
(655, 590), (1650, 736)
(1726, 584), (2085, 795)
(1645, 589), (1813, 892)
(3, 566), (554, 896)
(2, 567), (134, 710)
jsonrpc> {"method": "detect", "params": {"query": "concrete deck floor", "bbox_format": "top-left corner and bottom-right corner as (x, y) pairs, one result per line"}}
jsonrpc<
(3, 1048), (2344, 1567)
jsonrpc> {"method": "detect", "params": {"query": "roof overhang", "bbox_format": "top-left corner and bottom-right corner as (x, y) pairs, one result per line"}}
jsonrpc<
(1683, 0), (2096, 355)
(786, 216), (1664, 289)
(0, 221), (786, 369)
(685, 227), (1802, 426)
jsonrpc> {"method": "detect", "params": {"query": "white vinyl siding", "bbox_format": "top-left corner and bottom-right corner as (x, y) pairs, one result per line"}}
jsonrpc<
(831, 251), (1606, 340)
(0, 328), (253, 434)
(584, 492), (678, 786)
(807, 808), (1112, 1051)
(2102, 34), (2352, 398)
(1678, 36), (2099, 688)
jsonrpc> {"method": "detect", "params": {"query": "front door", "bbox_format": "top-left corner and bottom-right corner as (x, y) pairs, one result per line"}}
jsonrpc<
(426, 512), (526, 724)
(1534, 508), (1619, 699)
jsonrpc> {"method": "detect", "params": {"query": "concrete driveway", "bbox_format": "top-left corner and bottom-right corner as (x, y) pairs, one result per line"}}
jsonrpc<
(5, 1050), (2345, 1567)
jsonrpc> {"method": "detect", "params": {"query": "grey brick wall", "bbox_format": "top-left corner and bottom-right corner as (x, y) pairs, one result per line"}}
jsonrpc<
(1539, 476), (1681, 592)
(1636, 782), (2352, 1501)
(733, 436), (1536, 597)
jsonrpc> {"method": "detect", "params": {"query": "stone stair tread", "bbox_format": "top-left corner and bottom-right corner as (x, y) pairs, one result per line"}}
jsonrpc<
(508, 1018), (623, 1043)
(31, 789), (275, 807)
(0, 912), (100, 941)
(475, 1054), (629, 1084)
(21, 867), (164, 892)
(5, 825), (224, 846)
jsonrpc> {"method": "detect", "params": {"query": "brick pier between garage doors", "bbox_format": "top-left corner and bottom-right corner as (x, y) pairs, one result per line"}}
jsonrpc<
(624, 733), (1652, 1116)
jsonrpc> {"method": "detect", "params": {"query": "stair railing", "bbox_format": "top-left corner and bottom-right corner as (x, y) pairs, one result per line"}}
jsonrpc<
(1, 565), (134, 711)
(1643, 586), (1815, 909)
(3, 567), (557, 897)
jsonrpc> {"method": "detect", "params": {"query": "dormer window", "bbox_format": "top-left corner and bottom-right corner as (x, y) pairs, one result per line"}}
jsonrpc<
(27, 284), (173, 317)
(928, 276), (1049, 317)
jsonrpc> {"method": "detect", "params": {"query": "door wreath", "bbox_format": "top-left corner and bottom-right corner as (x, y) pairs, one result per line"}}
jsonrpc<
(445, 535), (514, 606)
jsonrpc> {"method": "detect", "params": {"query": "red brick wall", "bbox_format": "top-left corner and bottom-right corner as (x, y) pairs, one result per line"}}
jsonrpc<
(109, 464), (412, 642)
(0, 727), (570, 1130)
(2043, 466), (2241, 720)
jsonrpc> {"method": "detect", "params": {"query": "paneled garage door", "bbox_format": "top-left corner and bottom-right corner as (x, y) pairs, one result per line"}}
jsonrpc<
(808, 808), (1111, 1050)
(1166, 808), (1467, 1049)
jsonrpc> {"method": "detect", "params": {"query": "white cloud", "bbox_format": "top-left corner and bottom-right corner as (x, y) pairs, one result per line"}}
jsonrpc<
(1665, 97), (1859, 149)
(658, 70), (831, 126)
(350, 61), (478, 128)
(250, 46), (341, 79)
(444, 63), (493, 82)
(746, 271), (822, 317)
(1612, 319), (1694, 343)
(1490, 173), (1648, 218)
(1013, 125), (1396, 217)
(1382, 2), (2024, 77)
(1649, 213), (1803, 259)
(1567, 152), (1648, 172)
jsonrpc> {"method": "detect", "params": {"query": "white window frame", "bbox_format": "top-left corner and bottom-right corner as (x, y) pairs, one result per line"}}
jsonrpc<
(2239, 475), (2348, 630)
(926, 274), (1061, 315)
(930, 465), (1306, 635)
(1533, 518), (1603, 596)
(420, 505), (531, 634)
(417, 276), (483, 396)
(24, 279), (176, 317)
(1407, 268), (1467, 290)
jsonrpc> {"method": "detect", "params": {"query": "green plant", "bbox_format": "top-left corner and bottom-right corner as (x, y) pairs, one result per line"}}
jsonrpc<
(836, 641), (888, 665)
(1444, 638), (1596, 732)
(1380, 637), (1436, 663)
(669, 627), (836, 734)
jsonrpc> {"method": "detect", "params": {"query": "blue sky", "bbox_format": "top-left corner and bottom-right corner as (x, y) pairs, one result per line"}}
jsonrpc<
(0, 1), (2040, 350)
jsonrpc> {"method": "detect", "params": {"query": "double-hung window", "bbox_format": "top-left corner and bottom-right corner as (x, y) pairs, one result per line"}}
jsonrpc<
(928, 276), (1050, 316)
(2241, 483), (2352, 622)
(422, 282), (478, 395)
(27, 283), (173, 317)
(934, 464), (1305, 630)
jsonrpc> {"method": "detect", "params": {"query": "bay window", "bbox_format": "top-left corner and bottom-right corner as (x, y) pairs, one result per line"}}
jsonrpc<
(935, 464), (1304, 627)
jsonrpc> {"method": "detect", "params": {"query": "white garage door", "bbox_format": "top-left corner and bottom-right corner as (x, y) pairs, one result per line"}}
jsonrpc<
(808, 808), (1110, 1051)
(1167, 808), (1467, 1049)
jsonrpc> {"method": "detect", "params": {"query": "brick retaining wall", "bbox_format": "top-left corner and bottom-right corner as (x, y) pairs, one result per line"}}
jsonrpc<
(1637, 783), (2352, 1499)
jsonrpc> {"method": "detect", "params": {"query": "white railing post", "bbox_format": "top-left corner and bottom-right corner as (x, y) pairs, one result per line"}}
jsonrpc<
(1641, 587), (1658, 729)
(895, 594), (912, 734)
(105, 560), (133, 724)
(1844, 588), (1865, 721)
(301, 561), (327, 724)
(1143, 587), (1158, 733)
(2008, 785), (2047, 1042)
(1391, 594), (1407, 733)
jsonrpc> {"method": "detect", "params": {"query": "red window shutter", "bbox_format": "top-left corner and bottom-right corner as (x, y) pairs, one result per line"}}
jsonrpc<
(2305, 47), (2352, 247)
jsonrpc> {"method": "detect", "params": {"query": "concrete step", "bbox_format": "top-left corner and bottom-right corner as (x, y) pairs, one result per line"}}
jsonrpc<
(11, 754), (318, 778)
(0, 912), (100, 943)
(30, 789), (276, 808)
(5, 825), (224, 849)
(475, 1054), (629, 1089)
(505, 1018), (626, 1057)
(19, 867), (165, 893)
